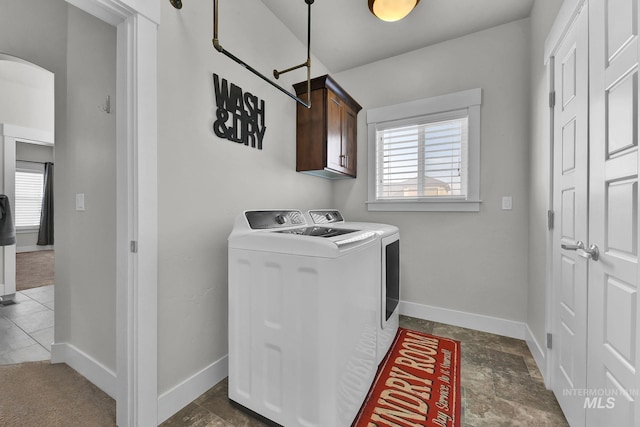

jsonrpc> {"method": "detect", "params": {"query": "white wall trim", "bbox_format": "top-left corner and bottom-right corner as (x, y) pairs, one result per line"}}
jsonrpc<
(525, 324), (548, 385)
(545, 58), (556, 391)
(366, 88), (482, 124)
(66, 0), (160, 27)
(400, 300), (526, 340)
(544, 0), (586, 62)
(51, 342), (118, 399)
(0, 123), (54, 146)
(157, 355), (229, 424)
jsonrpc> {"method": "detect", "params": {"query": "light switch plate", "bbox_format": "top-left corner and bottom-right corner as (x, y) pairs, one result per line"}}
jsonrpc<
(76, 193), (85, 211)
(502, 196), (512, 210)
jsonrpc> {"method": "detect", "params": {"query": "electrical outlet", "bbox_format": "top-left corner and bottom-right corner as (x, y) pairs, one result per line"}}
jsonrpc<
(502, 196), (512, 210)
(76, 193), (85, 211)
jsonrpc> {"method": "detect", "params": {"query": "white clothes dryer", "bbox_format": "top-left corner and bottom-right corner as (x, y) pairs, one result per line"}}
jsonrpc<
(307, 210), (400, 365)
(228, 210), (380, 427)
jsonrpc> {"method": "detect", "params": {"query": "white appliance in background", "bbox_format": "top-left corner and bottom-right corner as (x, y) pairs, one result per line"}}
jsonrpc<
(307, 210), (400, 365)
(228, 210), (380, 427)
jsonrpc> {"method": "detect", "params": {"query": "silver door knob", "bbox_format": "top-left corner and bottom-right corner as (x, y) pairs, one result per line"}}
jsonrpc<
(577, 244), (599, 261)
(561, 241), (585, 251)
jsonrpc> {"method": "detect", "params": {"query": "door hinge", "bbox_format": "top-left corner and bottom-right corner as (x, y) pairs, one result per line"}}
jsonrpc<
(549, 91), (556, 108)
(547, 333), (553, 349)
(130, 240), (138, 253)
(548, 210), (554, 231)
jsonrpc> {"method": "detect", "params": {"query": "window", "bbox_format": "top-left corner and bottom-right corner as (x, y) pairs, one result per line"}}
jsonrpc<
(376, 112), (468, 199)
(367, 88), (482, 212)
(15, 167), (44, 229)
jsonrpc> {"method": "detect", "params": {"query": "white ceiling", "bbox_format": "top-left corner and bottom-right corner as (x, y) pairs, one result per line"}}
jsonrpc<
(260, 0), (535, 73)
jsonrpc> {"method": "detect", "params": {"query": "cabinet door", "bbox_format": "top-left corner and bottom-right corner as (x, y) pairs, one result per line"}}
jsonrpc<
(327, 90), (347, 174)
(342, 104), (357, 177)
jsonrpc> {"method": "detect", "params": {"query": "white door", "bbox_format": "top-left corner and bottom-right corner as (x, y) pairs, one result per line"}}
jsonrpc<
(587, 0), (639, 424)
(552, 4), (590, 426)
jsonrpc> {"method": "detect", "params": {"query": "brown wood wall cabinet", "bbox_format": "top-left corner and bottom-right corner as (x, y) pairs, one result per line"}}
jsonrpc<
(293, 75), (362, 179)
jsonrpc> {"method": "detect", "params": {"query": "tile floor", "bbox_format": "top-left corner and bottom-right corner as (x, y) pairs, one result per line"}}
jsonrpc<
(161, 315), (570, 427)
(0, 285), (54, 365)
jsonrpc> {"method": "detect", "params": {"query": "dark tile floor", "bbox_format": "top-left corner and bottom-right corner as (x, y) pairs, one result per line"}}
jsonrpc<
(161, 315), (569, 427)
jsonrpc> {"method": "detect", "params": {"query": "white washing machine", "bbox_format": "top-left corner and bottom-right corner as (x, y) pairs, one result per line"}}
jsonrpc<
(228, 210), (380, 427)
(307, 210), (400, 365)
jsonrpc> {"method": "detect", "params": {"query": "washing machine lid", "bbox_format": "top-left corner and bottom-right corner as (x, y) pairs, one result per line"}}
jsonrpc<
(229, 210), (378, 257)
(274, 226), (358, 238)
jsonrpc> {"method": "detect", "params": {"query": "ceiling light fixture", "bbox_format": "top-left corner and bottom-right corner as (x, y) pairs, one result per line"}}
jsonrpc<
(368, 0), (420, 22)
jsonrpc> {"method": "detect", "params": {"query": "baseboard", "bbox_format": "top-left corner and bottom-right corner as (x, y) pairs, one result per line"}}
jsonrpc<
(400, 300), (527, 340)
(50, 342), (117, 399)
(17, 245), (54, 253)
(157, 354), (229, 424)
(525, 325), (548, 385)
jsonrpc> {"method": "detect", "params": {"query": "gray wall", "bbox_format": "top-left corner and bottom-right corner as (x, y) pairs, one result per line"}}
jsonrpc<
(56, 5), (117, 371)
(333, 19), (532, 323)
(157, 0), (332, 393)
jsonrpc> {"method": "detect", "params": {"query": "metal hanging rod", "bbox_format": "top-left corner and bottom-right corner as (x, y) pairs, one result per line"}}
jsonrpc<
(171, 0), (313, 108)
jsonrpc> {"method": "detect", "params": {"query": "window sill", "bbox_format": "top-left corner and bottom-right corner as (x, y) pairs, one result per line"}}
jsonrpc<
(366, 199), (482, 212)
(16, 227), (40, 233)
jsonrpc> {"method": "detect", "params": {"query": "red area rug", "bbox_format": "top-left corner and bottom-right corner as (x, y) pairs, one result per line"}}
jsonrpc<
(353, 328), (461, 427)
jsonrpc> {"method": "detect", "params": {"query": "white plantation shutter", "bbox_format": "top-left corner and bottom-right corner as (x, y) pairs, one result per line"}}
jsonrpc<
(15, 168), (44, 228)
(376, 111), (469, 200)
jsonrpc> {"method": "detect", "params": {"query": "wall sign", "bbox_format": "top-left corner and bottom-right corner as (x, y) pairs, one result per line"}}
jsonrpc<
(213, 73), (266, 150)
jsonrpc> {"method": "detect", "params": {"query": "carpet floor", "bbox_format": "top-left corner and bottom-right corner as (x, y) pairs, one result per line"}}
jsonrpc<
(16, 250), (54, 292)
(0, 361), (115, 426)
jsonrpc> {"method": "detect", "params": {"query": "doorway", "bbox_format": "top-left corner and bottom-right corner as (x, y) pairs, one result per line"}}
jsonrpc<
(0, 52), (56, 365)
(1, 0), (160, 423)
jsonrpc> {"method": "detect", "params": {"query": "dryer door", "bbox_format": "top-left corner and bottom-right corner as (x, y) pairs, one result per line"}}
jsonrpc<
(382, 235), (400, 326)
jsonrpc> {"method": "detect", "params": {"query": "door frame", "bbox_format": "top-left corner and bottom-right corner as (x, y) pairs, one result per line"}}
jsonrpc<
(65, 1), (159, 426)
(544, 0), (588, 390)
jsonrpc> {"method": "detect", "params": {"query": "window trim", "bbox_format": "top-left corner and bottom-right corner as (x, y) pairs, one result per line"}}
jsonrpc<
(367, 88), (482, 212)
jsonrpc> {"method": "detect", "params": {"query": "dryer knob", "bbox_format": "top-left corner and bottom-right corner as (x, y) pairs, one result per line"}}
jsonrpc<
(275, 214), (287, 225)
(325, 213), (334, 221)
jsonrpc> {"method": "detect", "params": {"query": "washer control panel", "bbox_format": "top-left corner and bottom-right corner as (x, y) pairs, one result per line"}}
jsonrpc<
(245, 210), (307, 229)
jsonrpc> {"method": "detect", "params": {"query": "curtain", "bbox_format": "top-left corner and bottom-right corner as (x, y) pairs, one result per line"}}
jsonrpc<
(37, 162), (54, 246)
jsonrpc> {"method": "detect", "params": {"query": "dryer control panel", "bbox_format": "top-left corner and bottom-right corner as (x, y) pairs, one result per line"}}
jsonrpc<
(245, 210), (307, 229)
(308, 209), (344, 224)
